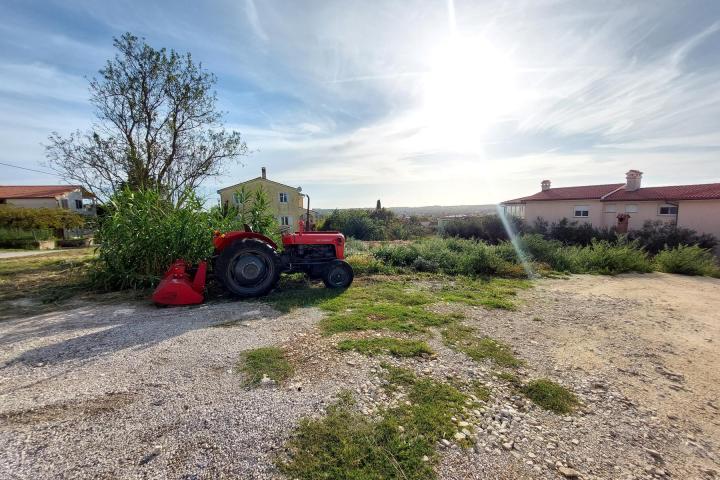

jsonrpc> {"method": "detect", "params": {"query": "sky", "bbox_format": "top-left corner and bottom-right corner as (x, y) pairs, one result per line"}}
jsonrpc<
(1, 0), (720, 208)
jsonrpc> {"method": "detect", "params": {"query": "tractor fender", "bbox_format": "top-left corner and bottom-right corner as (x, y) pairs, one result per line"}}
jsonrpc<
(213, 231), (278, 252)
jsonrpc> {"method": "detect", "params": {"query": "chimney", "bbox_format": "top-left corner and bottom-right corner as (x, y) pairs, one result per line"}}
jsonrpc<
(625, 169), (642, 191)
(541, 180), (551, 191)
(261, 167), (267, 179)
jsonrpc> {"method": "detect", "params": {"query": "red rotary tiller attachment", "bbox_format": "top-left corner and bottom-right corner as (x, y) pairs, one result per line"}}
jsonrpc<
(151, 260), (207, 306)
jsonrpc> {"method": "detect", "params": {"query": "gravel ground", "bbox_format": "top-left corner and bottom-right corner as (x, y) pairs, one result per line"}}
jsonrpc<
(0, 300), (360, 479)
(1, 273), (719, 479)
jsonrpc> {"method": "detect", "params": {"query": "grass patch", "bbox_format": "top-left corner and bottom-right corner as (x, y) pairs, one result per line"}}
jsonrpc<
(496, 371), (521, 385)
(279, 367), (469, 479)
(261, 275), (345, 312)
(435, 277), (529, 310)
(264, 275), (526, 335)
(521, 379), (578, 414)
(380, 363), (419, 392)
(442, 324), (522, 368)
(337, 338), (433, 357)
(237, 347), (293, 386)
(469, 381), (491, 402)
(0, 249), (97, 319)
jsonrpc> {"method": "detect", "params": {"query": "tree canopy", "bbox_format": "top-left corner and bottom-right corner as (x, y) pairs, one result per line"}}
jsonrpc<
(46, 33), (247, 205)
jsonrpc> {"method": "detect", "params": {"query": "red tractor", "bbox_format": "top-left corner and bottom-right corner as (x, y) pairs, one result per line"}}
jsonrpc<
(212, 219), (353, 297)
(152, 216), (353, 305)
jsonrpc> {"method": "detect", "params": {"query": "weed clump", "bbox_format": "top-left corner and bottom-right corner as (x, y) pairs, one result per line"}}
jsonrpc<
(521, 379), (578, 414)
(279, 369), (470, 479)
(442, 324), (523, 368)
(337, 338), (433, 357)
(237, 347), (293, 386)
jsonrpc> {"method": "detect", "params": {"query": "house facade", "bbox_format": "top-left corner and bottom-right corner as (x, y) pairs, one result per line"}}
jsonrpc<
(217, 167), (309, 231)
(501, 170), (720, 239)
(0, 185), (96, 215)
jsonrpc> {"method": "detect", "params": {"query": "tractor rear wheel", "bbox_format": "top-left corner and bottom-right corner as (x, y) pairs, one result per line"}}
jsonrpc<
(215, 238), (280, 297)
(322, 260), (354, 289)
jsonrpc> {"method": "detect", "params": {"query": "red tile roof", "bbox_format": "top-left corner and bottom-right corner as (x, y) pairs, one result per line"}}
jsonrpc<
(604, 183), (720, 201)
(0, 185), (85, 199)
(503, 182), (720, 204)
(503, 184), (623, 203)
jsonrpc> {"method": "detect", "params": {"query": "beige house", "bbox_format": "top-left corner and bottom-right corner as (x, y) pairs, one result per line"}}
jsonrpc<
(0, 185), (96, 215)
(501, 170), (720, 239)
(217, 167), (310, 231)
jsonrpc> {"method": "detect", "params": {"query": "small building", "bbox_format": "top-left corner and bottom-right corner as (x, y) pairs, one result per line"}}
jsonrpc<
(217, 167), (311, 231)
(501, 170), (720, 238)
(0, 185), (96, 215)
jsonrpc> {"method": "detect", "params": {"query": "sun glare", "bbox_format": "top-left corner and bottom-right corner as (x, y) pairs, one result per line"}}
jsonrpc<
(423, 36), (519, 150)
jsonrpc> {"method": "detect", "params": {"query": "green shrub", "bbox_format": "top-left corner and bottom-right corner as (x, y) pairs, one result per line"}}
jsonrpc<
(374, 243), (420, 266)
(0, 205), (84, 231)
(546, 218), (616, 246)
(516, 234), (574, 271)
(92, 187), (280, 290)
(320, 208), (428, 240)
(344, 237), (368, 255)
(628, 220), (717, 254)
(443, 214), (525, 243)
(655, 245), (720, 276)
(92, 189), (214, 289)
(0, 227), (55, 242)
(566, 239), (652, 274)
(373, 237), (514, 276)
(346, 254), (392, 275)
(370, 235), (716, 278)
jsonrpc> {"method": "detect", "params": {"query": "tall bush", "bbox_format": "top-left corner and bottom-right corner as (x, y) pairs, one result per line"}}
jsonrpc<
(442, 214), (525, 244)
(94, 187), (282, 290)
(654, 245), (719, 276)
(627, 220), (717, 254)
(0, 205), (84, 231)
(563, 240), (652, 275)
(93, 189), (214, 289)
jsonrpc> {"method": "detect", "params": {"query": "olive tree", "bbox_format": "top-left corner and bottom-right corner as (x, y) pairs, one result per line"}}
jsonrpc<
(46, 33), (247, 205)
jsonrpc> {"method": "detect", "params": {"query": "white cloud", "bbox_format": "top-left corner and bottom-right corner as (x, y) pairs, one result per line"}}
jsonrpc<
(3, 0), (720, 204)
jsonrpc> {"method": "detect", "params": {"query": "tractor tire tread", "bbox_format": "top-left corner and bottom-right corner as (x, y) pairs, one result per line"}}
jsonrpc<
(215, 238), (281, 298)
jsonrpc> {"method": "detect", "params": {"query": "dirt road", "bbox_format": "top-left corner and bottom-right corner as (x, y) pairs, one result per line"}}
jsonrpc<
(471, 273), (720, 479)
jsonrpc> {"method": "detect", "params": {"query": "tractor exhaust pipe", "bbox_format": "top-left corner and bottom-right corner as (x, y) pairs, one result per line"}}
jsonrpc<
(305, 194), (311, 230)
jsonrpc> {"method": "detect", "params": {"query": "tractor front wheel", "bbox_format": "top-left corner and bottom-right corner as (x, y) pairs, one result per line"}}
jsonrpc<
(322, 260), (354, 289)
(215, 238), (280, 297)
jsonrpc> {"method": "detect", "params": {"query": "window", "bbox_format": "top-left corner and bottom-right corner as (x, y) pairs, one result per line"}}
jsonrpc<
(604, 204), (617, 213)
(659, 205), (678, 215)
(503, 204), (525, 219)
(75, 199), (83, 209)
(61, 199), (69, 209)
(280, 216), (290, 226)
(573, 205), (589, 217)
(279, 192), (288, 203)
(625, 204), (638, 213)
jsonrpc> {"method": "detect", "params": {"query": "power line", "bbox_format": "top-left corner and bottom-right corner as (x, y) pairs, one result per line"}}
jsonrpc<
(0, 161), (60, 177)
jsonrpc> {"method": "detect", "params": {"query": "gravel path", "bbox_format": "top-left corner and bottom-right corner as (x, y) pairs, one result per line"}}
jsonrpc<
(1, 273), (719, 479)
